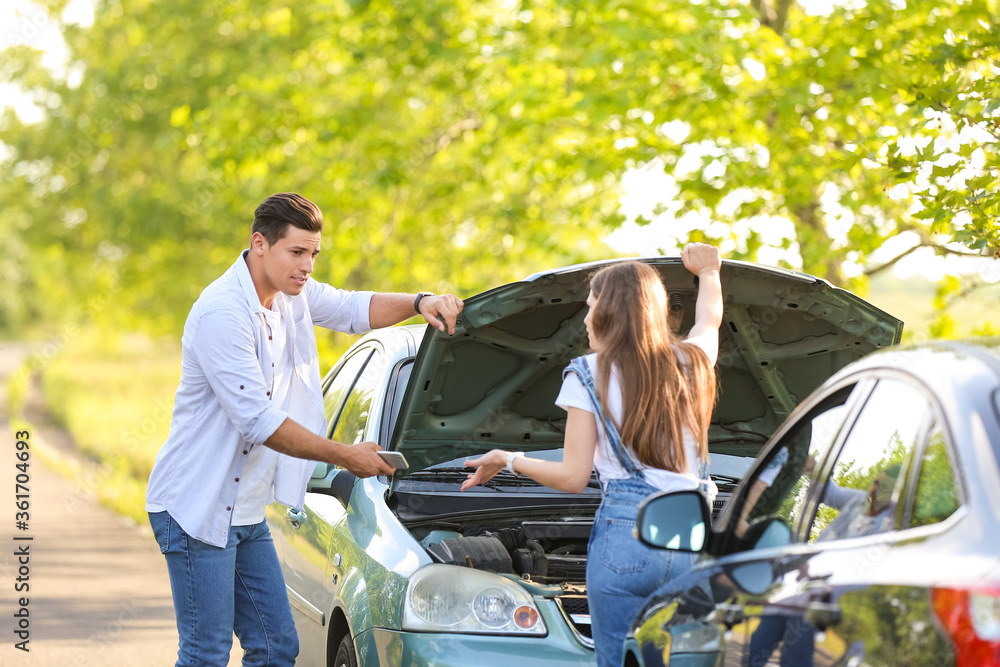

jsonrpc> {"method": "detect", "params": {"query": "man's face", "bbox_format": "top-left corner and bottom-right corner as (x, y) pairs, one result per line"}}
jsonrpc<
(255, 226), (321, 297)
(866, 472), (896, 515)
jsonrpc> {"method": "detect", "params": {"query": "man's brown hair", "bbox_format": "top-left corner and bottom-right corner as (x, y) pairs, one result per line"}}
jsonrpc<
(252, 193), (323, 246)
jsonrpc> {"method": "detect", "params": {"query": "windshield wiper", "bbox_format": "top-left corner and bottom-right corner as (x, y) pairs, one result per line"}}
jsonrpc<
(408, 466), (503, 475)
(408, 467), (602, 489)
(407, 466), (526, 481)
(710, 473), (742, 485)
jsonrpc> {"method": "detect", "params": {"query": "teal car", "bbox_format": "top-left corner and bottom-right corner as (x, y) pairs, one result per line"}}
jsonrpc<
(266, 257), (901, 666)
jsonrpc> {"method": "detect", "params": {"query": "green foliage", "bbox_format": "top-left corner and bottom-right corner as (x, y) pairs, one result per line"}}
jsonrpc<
(2, 0), (998, 337)
(926, 273), (998, 339)
(843, 585), (950, 665)
(971, 320), (1000, 336)
(866, 273), (998, 343)
(1, 0), (621, 336)
(910, 431), (959, 527)
(810, 435), (908, 539)
(4, 363), (31, 420)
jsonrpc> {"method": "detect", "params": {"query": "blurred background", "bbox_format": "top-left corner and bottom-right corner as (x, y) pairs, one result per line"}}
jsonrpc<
(1, 0), (998, 525)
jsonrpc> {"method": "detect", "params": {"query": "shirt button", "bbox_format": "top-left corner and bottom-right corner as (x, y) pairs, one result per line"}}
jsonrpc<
(235, 477), (240, 482)
(239, 385), (244, 390)
(268, 336), (272, 340)
(243, 450), (248, 455)
(226, 506), (232, 511)
(266, 391), (271, 396)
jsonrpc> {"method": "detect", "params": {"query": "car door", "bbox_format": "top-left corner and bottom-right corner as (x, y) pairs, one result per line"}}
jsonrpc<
(738, 374), (940, 666)
(631, 382), (862, 667)
(815, 415), (963, 665)
(708, 380), (866, 666)
(270, 345), (376, 664)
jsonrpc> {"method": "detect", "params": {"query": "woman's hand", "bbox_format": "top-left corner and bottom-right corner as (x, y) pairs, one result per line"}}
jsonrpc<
(681, 243), (721, 277)
(461, 449), (509, 491)
(682, 243), (724, 365)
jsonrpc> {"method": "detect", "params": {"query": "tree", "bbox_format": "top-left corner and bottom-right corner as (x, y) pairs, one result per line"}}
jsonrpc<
(0, 0), (621, 336)
(2, 0), (997, 337)
(575, 0), (999, 290)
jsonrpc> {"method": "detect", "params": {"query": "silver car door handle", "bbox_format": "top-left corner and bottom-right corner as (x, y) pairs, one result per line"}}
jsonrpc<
(286, 508), (308, 530)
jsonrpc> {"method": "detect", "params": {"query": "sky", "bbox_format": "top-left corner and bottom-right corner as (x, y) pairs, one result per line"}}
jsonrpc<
(3, 0), (998, 284)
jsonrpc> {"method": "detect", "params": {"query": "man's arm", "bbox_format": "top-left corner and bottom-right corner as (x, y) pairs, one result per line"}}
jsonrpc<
(192, 310), (395, 478)
(265, 418), (395, 477)
(821, 480), (865, 511)
(369, 292), (464, 334)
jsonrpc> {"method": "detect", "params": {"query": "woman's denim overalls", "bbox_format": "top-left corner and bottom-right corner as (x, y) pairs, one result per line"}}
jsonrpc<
(566, 357), (701, 667)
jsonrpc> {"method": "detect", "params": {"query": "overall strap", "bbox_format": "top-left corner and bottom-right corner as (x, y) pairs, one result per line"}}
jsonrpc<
(564, 357), (643, 479)
(697, 459), (711, 496)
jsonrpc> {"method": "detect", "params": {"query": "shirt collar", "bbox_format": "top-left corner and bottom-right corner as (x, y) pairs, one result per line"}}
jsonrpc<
(235, 249), (268, 316)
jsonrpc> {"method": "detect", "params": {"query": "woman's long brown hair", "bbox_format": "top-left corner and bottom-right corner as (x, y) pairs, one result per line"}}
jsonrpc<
(589, 261), (717, 473)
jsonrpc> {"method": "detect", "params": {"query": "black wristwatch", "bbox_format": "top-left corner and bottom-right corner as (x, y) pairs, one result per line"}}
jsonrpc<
(413, 292), (435, 314)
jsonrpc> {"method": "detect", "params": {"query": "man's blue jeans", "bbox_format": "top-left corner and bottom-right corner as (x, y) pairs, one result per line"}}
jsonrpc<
(149, 511), (298, 666)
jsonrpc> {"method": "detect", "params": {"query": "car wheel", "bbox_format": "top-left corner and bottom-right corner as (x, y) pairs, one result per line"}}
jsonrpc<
(333, 634), (358, 667)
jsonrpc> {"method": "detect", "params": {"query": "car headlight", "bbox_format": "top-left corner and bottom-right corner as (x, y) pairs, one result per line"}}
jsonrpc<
(402, 564), (547, 636)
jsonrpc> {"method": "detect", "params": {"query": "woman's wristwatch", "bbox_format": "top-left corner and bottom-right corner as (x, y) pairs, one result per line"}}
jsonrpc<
(505, 451), (525, 475)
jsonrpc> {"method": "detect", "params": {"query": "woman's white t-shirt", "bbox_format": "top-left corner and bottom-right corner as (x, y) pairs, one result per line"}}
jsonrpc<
(555, 350), (717, 500)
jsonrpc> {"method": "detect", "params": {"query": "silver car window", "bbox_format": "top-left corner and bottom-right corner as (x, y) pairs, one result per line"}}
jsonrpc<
(809, 377), (930, 543)
(331, 350), (385, 446)
(324, 348), (374, 438)
(908, 421), (961, 528)
(728, 384), (856, 551)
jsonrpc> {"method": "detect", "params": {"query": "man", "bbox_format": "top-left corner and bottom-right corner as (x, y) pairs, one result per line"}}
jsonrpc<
(816, 462), (902, 541)
(145, 192), (464, 666)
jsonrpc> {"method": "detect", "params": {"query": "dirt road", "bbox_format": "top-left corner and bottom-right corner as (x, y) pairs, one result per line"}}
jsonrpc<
(0, 342), (243, 666)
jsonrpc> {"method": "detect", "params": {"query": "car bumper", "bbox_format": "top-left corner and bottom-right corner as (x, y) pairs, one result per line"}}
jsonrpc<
(357, 603), (595, 666)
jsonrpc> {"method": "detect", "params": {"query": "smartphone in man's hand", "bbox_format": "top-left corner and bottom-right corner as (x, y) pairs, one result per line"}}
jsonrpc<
(376, 450), (409, 470)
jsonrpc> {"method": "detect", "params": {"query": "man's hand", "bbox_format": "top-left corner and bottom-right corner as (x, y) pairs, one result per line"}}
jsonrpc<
(418, 294), (465, 335)
(681, 242), (722, 277)
(340, 441), (396, 478)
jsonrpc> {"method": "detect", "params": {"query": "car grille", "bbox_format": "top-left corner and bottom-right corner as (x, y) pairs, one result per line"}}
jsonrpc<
(556, 595), (593, 647)
(713, 489), (731, 520)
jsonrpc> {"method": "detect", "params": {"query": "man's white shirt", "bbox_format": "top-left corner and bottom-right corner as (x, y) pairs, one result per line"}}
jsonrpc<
(146, 251), (373, 547)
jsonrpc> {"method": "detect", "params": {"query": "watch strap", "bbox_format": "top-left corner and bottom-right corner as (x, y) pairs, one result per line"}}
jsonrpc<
(505, 451), (524, 475)
(413, 292), (434, 314)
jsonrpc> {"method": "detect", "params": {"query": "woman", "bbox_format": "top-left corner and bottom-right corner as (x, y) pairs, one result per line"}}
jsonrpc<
(461, 243), (723, 667)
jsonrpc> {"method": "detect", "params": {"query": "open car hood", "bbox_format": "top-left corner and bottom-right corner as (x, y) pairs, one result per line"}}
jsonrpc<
(390, 258), (903, 473)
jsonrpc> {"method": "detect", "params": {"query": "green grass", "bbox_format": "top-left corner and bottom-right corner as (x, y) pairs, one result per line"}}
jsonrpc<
(38, 329), (181, 525)
(5, 362), (30, 420)
(29, 325), (360, 525)
(865, 274), (999, 343)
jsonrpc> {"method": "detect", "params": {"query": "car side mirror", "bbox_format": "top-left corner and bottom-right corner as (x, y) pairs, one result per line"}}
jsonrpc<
(306, 465), (358, 507)
(724, 518), (793, 595)
(636, 490), (711, 552)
